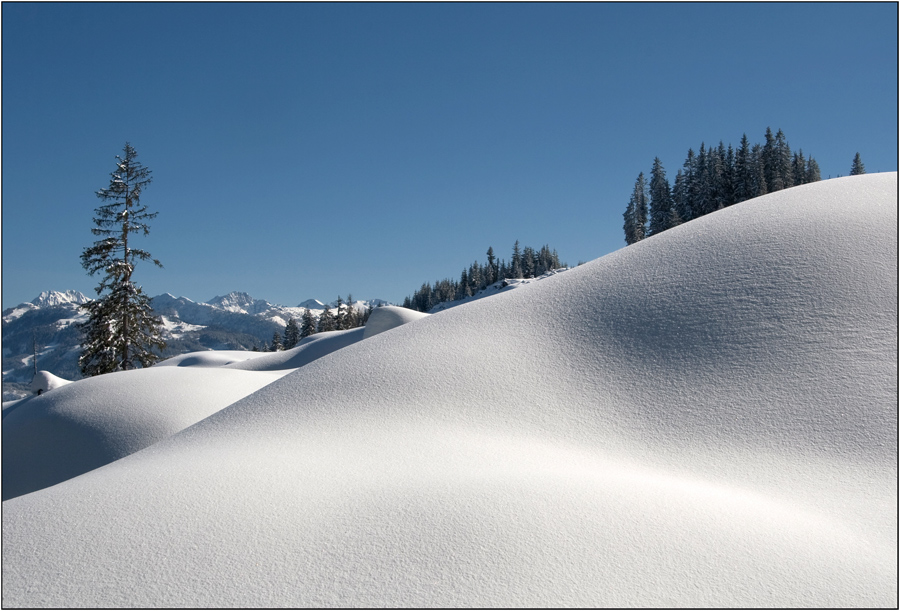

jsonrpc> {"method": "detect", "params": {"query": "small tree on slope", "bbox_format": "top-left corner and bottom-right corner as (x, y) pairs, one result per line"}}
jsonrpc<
(850, 153), (866, 176)
(79, 143), (166, 376)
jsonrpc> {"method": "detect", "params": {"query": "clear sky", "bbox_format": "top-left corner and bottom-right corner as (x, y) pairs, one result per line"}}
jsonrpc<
(2, 2), (897, 310)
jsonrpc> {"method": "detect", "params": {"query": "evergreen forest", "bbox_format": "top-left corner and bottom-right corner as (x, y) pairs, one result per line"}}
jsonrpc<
(623, 127), (823, 245)
(403, 242), (566, 312)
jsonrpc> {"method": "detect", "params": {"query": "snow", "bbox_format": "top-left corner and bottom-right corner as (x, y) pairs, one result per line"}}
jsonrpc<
(30, 290), (91, 308)
(362, 304), (430, 338)
(30, 370), (71, 394)
(154, 350), (271, 368)
(297, 298), (326, 309)
(159, 315), (205, 338)
(2, 366), (289, 500)
(2, 174), (896, 607)
(1, 303), (37, 323)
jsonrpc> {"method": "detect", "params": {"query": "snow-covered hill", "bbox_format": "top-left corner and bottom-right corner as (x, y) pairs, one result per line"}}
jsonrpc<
(2, 174), (895, 607)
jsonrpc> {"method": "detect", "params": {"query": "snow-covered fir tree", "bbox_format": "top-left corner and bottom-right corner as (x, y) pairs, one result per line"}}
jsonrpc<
(78, 143), (166, 376)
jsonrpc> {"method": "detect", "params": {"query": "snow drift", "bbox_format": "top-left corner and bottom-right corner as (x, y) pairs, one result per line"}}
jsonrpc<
(2, 174), (896, 608)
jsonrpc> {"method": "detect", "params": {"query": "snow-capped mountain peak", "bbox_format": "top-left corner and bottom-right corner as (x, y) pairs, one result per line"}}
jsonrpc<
(297, 299), (326, 309)
(205, 292), (273, 315)
(31, 290), (91, 308)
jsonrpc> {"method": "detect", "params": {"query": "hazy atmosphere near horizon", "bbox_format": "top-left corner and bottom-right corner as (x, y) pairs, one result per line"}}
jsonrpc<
(2, 2), (897, 310)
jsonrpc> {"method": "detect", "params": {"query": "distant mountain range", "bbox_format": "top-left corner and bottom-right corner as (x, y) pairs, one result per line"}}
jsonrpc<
(1, 291), (390, 400)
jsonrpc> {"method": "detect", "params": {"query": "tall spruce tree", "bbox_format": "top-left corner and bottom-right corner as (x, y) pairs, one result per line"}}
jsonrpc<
(511, 240), (524, 278)
(773, 129), (793, 191)
(623, 172), (649, 244)
(762, 127), (778, 192)
(733, 134), (753, 204)
(486, 247), (498, 285)
(648, 157), (674, 235)
(680, 149), (698, 222)
(79, 143), (165, 376)
(850, 153), (866, 175)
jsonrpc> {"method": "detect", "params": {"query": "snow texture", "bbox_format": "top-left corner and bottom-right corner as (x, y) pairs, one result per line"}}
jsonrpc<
(2, 174), (896, 608)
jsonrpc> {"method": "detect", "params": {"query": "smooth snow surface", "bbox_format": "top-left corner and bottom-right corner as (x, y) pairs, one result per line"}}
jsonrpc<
(2, 174), (896, 608)
(154, 349), (272, 368)
(2, 367), (287, 500)
(362, 304), (430, 338)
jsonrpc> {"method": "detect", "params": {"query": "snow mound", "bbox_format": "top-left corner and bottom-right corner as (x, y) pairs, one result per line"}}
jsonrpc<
(29, 370), (71, 394)
(362, 305), (430, 338)
(219, 306), (427, 371)
(2, 174), (896, 608)
(1, 367), (287, 500)
(154, 350), (272, 368)
(223, 328), (366, 371)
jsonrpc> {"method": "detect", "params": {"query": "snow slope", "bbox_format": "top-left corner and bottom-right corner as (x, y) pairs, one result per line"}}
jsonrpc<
(2, 174), (896, 607)
(1, 367), (288, 500)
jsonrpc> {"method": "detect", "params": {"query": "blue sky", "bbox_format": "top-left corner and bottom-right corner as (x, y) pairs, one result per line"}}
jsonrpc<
(2, 2), (897, 310)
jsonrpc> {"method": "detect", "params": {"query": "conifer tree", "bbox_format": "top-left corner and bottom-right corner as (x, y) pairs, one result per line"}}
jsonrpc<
(345, 294), (357, 328)
(806, 157), (822, 183)
(318, 305), (335, 332)
(672, 169), (689, 223)
(486, 247), (498, 285)
(694, 143), (713, 216)
(680, 149), (698, 222)
(79, 143), (165, 376)
(511, 240), (524, 278)
(762, 127), (777, 192)
(283, 317), (301, 349)
(850, 153), (866, 175)
(733, 134), (753, 204)
(750, 144), (768, 198)
(623, 172), (649, 244)
(334, 296), (345, 330)
(792, 150), (807, 186)
(648, 157), (674, 235)
(773, 128), (793, 190)
(521, 247), (535, 278)
(270, 331), (283, 352)
(300, 308), (316, 339)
